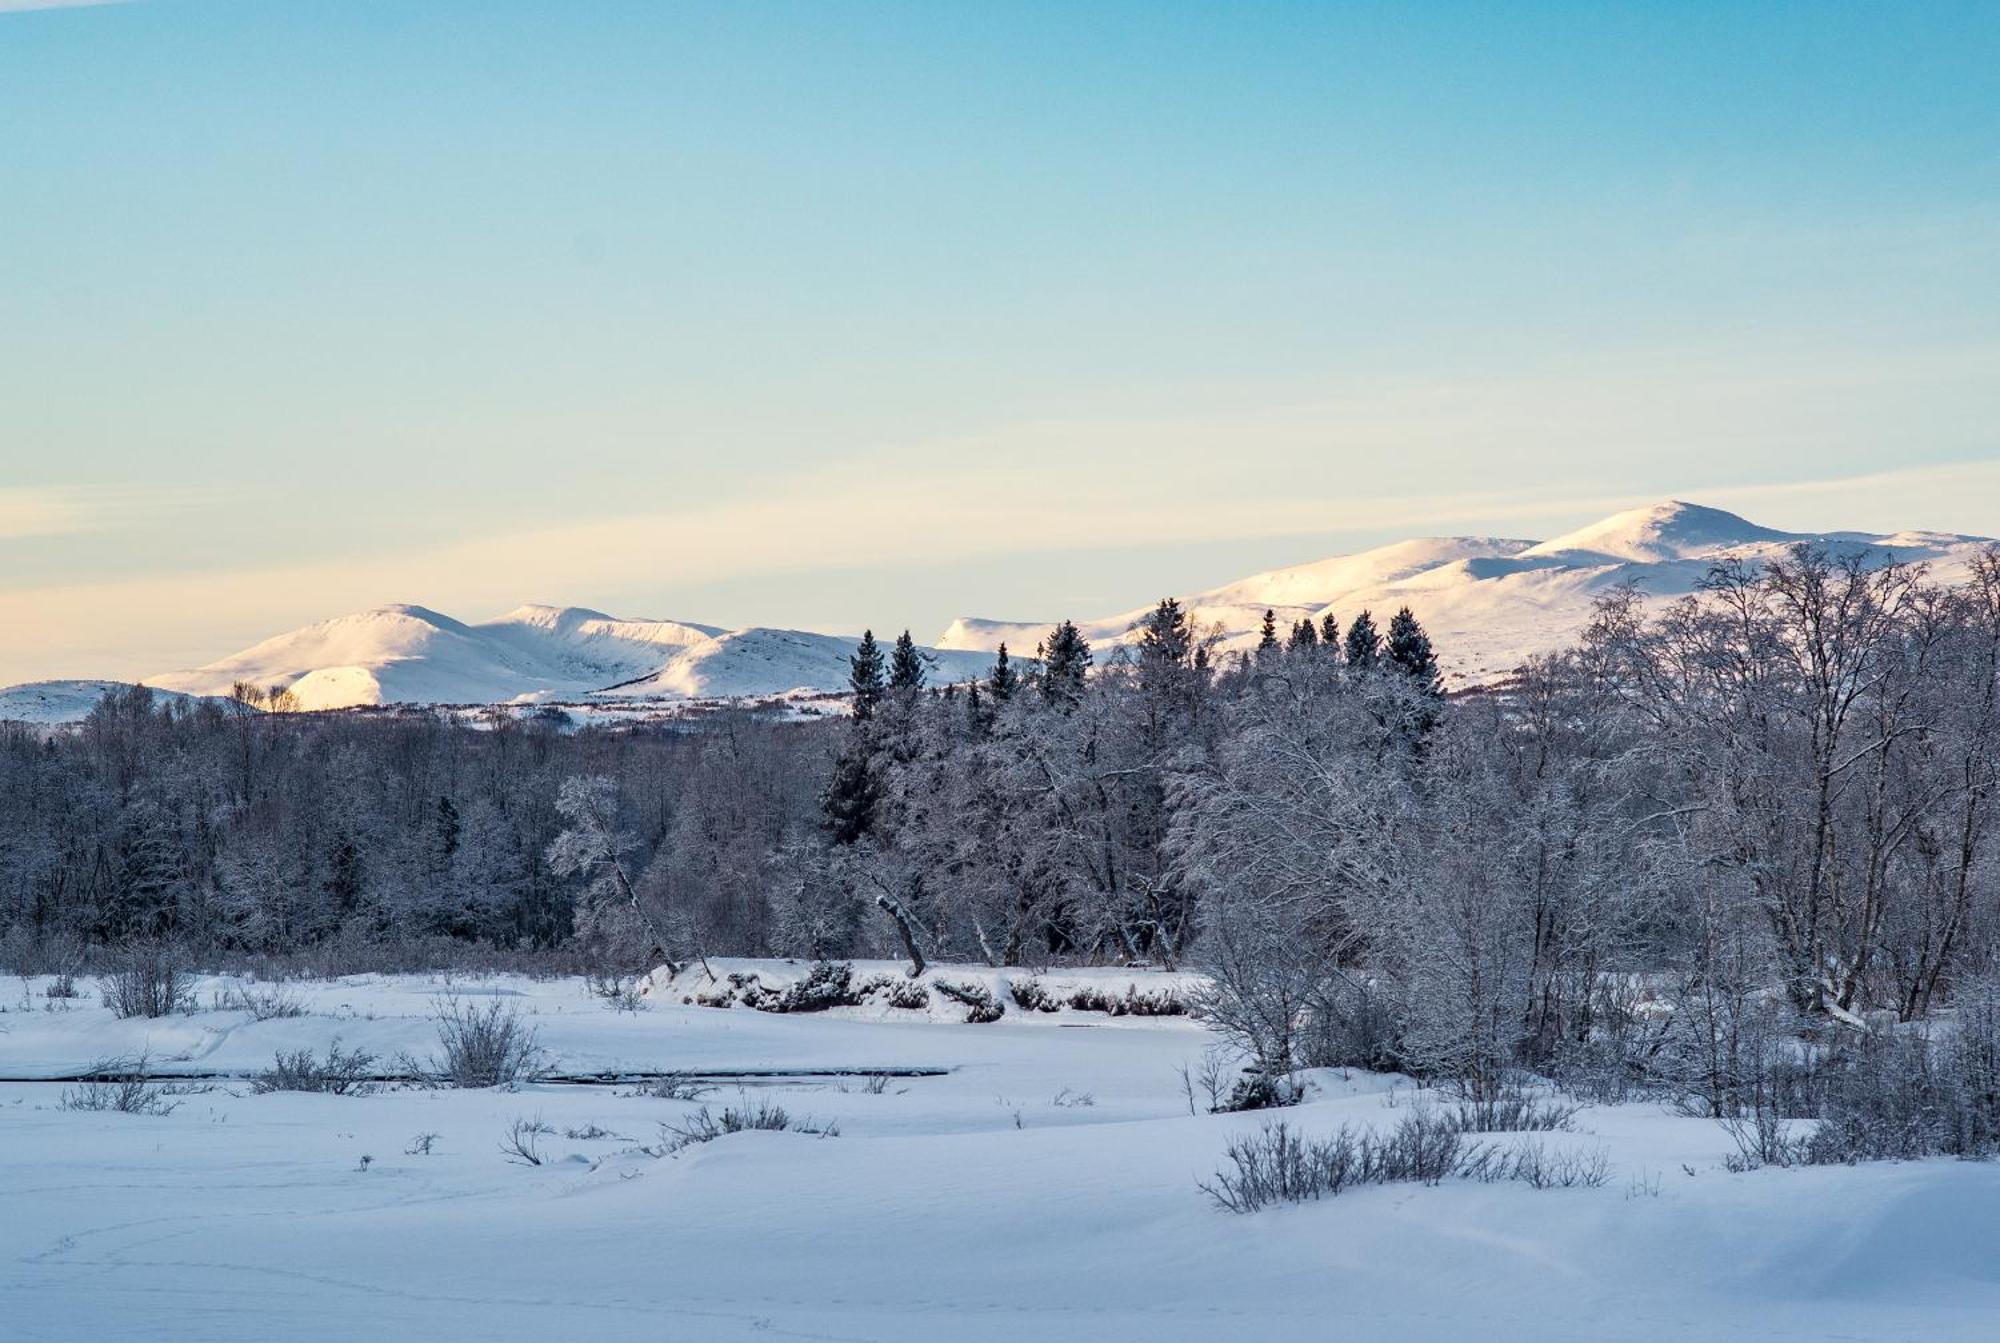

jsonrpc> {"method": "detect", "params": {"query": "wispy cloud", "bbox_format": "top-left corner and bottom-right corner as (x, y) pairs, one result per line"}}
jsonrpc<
(0, 484), (202, 542)
(0, 1), (132, 12)
(0, 487), (97, 540)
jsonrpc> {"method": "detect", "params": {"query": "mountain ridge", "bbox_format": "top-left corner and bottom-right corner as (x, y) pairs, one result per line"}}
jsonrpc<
(4, 501), (1992, 723)
(935, 500), (1997, 682)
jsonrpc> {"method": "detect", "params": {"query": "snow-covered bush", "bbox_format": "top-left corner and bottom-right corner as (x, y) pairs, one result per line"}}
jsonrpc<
(1213, 1069), (1303, 1113)
(658, 1098), (839, 1152)
(252, 1041), (378, 1095)
(500, 1116), (554, 1166)
(1201, 1111), (1468, 1212)
(429, 996), (546, 1088)
(622, 1072), (714, 1101)
(772, 960), (859, 1012)
(1204, 1110), (1611, 1212)
(215, 984), (307, 1020)
(59, 1055), (206, 1116)
(101, 946), (192, 1019)
(932, 978), (1005, 1023)
(1439, 1084), (1580, 1134)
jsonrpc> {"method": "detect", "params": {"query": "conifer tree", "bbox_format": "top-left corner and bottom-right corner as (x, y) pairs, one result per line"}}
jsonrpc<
(1343, 609), (1380, 669)
(988, 643), (1018, 701)
(1257, 608), (1280, 654)
(888, 629), (928, 693)
(1320, 612), (1341, 651)
(1386, 606), (1442, 695)
(1288, 618), (1319, 653)
(1140, 598), (1193, 668)
(1038, 620), (1092, 704)
(820, 745), (878, 845)
(848, 629), (886, 721)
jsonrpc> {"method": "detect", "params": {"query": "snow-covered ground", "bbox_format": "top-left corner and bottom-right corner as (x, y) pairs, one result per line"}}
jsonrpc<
(2, 963), (1996, 1341)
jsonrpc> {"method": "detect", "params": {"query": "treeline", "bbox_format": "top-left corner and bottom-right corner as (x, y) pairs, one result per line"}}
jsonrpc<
(6, 546), (2000, 1122)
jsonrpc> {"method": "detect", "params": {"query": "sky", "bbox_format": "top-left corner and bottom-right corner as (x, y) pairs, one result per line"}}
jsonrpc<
(2, 0), (1996, 683)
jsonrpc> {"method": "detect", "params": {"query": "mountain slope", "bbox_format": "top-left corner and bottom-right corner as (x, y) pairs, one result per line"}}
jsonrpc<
(146, 605), (997, 710)
(619, 628), (1000, 700)
(17, 500), (1993, 716)
(0, 680), (233, 725)
(936, 501), (1997, 684)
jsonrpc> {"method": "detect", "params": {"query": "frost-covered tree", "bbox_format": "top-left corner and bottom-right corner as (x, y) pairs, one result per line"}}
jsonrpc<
(888, 629), (928, 693)
(1038, 619), (1092, 705)
(1343, 609), (1380, 669)
(848, 629), (886, 721)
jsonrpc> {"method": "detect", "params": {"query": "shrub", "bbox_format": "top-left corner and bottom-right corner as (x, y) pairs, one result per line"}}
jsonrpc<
(861, 974), (930, 1010)
(658, 1096), (839, 1153)
(932, 979), (1005, 1023)
(430, 996), (546, 1088)
(1440, 1085), (1580, 1134)
(215, 984), (307, 1020)
(1010, 978), (1059, 1013)
(622, 1072), (714, 1101)
(1214, 1069), (1303, 1113)
(252, 1041), (378, 1095)
(101, 946), (192, 1019)
(500, 1116), (554, 1166)
(1720, 1000), (2000, 1170)
(1801, 1025), (2000, 1164)
(1200, 1111), (1467, 1213)
(774, 961), (858, 1013)
(1487, 1140), (1612, 1190)
(59, 1055), (207, 1116)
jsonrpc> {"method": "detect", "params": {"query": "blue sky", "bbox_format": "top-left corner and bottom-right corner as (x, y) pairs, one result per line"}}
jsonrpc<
(2, 0), (1996, 680)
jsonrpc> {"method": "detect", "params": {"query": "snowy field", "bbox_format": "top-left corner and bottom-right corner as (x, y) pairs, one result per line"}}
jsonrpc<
(2, 964), (1997, 1342)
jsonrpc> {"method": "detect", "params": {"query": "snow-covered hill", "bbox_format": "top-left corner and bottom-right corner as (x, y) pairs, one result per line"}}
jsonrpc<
(0, 680), (230, 725)
(8, 500), (1992, 719)
(616, 627), (998, 701)
(136, 604), (993, 713)
(937, 501), (1997, 685)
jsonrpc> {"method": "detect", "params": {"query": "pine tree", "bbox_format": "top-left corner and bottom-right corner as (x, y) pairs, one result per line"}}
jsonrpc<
(1257, 608), (1280, 654)
(1039, 620), (1092, 704)
(988, 643), (1018, 701)
(888, 629), (928, 692)
(433, 795), (461, 864)
(1385, 606), (1441, 694)
(1320, 612), (1341, 651)
(1288, 618), (1319, 653)
(1343, 609), (1380, 670)
(820, 745), (878, 846)
(848, 629), (886, 721)
(1140, 598), (1193, 668)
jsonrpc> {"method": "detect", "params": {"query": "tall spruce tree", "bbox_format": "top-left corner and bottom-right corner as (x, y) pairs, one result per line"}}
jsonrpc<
(1320, 612), (1341, 650)
(1386, 606), (1442, 695)
(1039, 620), (1092, 704)
(848, 629), (886, 721)
(820, 745), (878, 845)
(888, 629), (927, 692)
(1257, 609), (1280, 654)
(1140, 598), (1193, 668)
(1343, 609), (1380, 669)
(1288, 618), (1319, 652)
(988, 643), (1018, 700)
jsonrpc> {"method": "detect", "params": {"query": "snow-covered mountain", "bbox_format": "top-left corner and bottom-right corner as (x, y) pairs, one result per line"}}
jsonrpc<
(137, 604), (994, 713)
(6, 500), (1991, 723)
(0, 680), (231, 725)
(143, 604), (729, 711)
(937, 501), (1997, 685)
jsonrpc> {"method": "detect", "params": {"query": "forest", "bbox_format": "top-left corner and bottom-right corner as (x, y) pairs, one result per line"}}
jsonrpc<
(6, 545), (2000, 1149)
